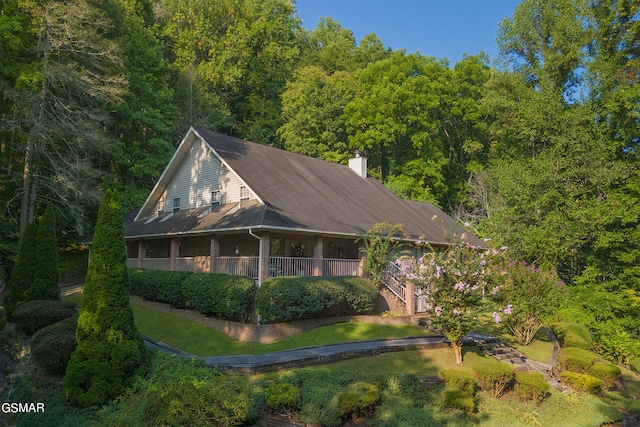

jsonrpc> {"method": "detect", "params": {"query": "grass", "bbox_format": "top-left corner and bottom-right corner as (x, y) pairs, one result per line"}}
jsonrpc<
(64, 293), (435, 356)
(471, 315), (554, 364)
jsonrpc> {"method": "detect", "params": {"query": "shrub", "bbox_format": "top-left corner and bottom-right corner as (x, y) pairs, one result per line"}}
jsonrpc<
(336, 382), (381, 421)
(129, 269), (193, 307)
(181, 273), (254, 322)
(465, 352), (515, 398)
(560, 371), (603, 394)
(588, 361), (622, 389)
(255, 276), (377, 323)
(631, 359), (640, 374)
(592, 321), (640, 365)
(442, 389), (475, 412)
(144, 374), (261, 426)
(30, 316), (77, 376)
(560, 347), (597, 373)
(10, 300), (76, 334)
(265, 383), (301, 414)
(514, 371), (550, 402)
(64, 189), (148, 407)
(551, 322), (592, 349)
(27, 204), (60, 302)
(4, 221), (38, 317)
(441, 370), (476, 392)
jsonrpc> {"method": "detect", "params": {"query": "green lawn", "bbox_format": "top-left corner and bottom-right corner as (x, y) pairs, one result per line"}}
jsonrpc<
(64, 293), (435, 356)
(63, 293), (553, 362)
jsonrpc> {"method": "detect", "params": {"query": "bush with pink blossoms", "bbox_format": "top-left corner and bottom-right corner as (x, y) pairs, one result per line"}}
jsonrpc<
(411, 231), (506, 365)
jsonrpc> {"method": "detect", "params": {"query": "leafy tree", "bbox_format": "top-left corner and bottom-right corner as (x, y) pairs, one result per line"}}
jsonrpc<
(412, 232), (506, 365)
(278, 66), (356, 163)
(26, 203), (60, 301)
(64, 189), (147, 407)
(495, 260), (566, 345)
(107, 0), (180, 210)
(159, 0), (302, 146)
(356, 222), (405, 286)
(3, 221), (38, 317)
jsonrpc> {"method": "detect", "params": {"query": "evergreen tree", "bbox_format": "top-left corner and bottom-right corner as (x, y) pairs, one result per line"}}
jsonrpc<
(3, 221), (38, 317)
(26, 204), (60, 301)
(64, 189), (147, 407)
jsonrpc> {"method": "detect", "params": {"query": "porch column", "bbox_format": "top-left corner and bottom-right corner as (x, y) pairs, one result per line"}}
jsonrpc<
(259, 232), (270, 285)
(137, 240), (144, 268)
(405, 281), (416, 316)
(170, 237), (179, 271)
(314, 236), (323, 276)
(209, 235), (219, 273)
(357, 241), (366, 277)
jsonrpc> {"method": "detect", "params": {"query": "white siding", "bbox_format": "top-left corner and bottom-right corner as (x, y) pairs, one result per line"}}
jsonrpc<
(161, 139), (251, 212)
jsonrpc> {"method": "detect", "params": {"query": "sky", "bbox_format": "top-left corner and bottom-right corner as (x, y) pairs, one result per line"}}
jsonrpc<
(295, 0), (523, 65)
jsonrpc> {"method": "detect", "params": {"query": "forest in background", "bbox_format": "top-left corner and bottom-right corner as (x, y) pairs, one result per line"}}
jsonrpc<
(0, 0), (638, 355)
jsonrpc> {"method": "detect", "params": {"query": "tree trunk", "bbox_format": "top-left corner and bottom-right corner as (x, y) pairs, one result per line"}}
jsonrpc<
(452, 339), (463, 365)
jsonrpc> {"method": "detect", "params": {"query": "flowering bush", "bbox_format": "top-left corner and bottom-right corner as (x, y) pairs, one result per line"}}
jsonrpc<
(494, 260), (566, 345)
(411, 231), (506, 364)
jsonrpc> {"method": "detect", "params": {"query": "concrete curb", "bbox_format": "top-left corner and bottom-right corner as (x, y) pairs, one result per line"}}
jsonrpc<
(143, 334), (500, 374)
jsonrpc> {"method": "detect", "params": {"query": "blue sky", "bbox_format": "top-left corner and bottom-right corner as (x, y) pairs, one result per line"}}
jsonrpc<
(295, 0), (522, 65)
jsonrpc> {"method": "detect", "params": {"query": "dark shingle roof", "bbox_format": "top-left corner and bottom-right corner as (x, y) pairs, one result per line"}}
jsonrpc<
(124, 128), (481, 247)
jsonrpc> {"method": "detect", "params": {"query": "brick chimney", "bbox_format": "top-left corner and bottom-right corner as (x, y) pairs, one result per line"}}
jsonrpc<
(348, 150), (367, 178)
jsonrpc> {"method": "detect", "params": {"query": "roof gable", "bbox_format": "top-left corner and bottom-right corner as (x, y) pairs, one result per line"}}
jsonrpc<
(126, 128), (482, 247)
(135, 128), (262, 220)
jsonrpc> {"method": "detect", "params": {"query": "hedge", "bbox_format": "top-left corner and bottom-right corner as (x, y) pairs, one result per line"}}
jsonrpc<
(129, 269), (193, 307)
(465, 352), (515, 398)
(255, 276), (377, 324)
(129, 269), (255, 323)
(514, 371), (550, 402)
(560, 347), (597, 373)
(441, 369), (476, 393)
(11, 300), (76, 335)
(551, 322), (592, 349)
(30, 316), (78, 376)
(181, 273), (255, 323)
(588, 361), (622, 389)
(560, 371), (603, 394)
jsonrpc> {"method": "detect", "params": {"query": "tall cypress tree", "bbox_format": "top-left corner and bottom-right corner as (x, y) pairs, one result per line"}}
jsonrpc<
(64, 189), (147, 407)
(4, 221), (38, 317)
(26, 204), (60, 301)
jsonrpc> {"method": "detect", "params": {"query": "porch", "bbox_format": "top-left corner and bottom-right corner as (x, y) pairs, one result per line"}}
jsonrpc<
(125, 232), (364, 282)
(125, 256), (361, 278)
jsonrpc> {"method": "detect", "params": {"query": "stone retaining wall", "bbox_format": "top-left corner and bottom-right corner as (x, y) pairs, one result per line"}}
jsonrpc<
(131, 296), (428, 343)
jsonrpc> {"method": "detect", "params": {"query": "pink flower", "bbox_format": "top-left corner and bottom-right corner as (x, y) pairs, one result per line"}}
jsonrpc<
(435, 306), (442, 317)
(454, 282), (466, 292)
(492, 312), (502, 323)
(504, 304), (513, 315)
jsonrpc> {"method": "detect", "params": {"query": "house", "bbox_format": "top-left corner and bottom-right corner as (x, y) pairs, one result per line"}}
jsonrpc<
(124, 127), (482, 313)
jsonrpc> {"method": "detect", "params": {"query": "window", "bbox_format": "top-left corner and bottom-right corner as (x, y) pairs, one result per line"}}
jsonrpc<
(239, 186), (250, 206)
(240, 186), (250, 200)
(173, 197), (181, 213)
(157, 198), (164, 214)
(211, 190), (221, 208)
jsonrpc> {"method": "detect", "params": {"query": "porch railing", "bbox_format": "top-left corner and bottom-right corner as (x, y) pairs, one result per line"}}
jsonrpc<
(139, 257), (172, 271)
(175, 256), (210, 273)
(322, 259), (359, 276)
(215, 256), (259, 278)
(268, 257), (315, 277)
(125, 256), (361, 279)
